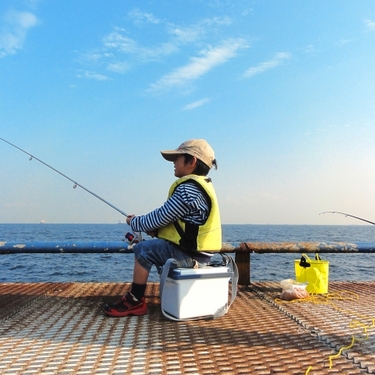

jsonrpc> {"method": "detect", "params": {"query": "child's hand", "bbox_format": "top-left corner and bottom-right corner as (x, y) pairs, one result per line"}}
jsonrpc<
(126, 215), (135, 225)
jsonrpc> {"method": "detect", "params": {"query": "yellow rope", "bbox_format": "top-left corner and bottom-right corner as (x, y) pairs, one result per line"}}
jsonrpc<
(328, 336), (356, 368)
(328, 318), (374, 369)
(275, 290), (359, 305)
(276, 290), (374, 372)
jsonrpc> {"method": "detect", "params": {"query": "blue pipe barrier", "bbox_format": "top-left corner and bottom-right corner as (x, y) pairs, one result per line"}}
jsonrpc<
(0, 241), (133, 254)
(239, 241), (375, 253)
(1, 241), (375, 254)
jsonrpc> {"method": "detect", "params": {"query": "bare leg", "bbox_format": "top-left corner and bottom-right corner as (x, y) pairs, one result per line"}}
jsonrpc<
(133, 258), (150, 285)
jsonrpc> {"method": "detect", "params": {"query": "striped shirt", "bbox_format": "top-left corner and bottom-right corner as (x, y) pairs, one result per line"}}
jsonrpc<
(130, 181), (210, 233)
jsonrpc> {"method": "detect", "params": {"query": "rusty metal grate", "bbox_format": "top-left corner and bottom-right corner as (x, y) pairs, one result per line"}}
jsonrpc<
(0, 281), (374, 374)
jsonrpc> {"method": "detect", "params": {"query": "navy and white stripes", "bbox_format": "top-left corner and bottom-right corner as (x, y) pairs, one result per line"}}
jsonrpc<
(130, 182), (210, 233)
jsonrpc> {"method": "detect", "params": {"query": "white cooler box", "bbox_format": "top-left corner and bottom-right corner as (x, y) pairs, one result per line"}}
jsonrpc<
(161, 266), (233, 319)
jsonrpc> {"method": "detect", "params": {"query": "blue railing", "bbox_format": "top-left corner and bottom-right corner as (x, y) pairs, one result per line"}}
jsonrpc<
(2, 241), (375, 285)
(1, 241), (375, 254)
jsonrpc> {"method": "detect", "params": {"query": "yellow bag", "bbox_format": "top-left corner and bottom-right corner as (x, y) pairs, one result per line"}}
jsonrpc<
(294, 254), (329, 294)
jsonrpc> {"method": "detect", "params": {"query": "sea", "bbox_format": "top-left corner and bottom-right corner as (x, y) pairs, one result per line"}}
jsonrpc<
(1, 223), (375, 283)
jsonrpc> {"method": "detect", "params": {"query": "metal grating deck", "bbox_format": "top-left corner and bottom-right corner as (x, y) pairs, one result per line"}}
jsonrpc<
(0, 281), (374, 374)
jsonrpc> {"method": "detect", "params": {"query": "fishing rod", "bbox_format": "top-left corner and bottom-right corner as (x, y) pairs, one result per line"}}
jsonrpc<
(0, 137), (128, 217)
(319, 211), (375, 226)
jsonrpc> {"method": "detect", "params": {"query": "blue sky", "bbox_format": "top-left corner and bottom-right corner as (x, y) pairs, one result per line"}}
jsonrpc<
(1, 0), (375, 225)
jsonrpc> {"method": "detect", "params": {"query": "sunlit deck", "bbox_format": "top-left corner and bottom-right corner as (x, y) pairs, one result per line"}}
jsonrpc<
(1, 281), (374, 374)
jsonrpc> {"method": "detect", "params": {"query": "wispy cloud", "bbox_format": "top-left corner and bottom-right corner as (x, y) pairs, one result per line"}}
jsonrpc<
(169, 16), (231, 43)
(183, 98), (210, 110)
(103, 29), (138, 54)
(148, 38), (248, 92)
(338, 38), (354, 46)
(170, 25), (203, 43)
(102, 28), (178, 61)
(364, 19), (375, 31)
(128, 9), (161, 25)
(77, 70), (109, 81)
(102, 17), (231, 60)
(0, 10), (38, 58)
(305, 44), (316, 54)
(78, 31), (177, 80)
(78, 14), (235, 80)
(107, 61), (130, 74)
(243, 52), (291, 78)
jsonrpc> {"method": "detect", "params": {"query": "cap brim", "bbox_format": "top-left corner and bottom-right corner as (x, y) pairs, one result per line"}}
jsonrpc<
(160, 150), (183, 162)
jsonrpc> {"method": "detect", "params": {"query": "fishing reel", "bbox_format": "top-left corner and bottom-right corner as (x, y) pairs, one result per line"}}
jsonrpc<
(124, 231), (142, 245)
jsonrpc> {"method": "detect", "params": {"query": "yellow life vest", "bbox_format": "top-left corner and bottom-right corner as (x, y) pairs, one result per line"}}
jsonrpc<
(157, 175), (222, 252)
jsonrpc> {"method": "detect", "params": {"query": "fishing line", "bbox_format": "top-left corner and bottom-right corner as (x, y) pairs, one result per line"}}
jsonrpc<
(319, 211), (375, 226)
(0, 137), (128, 217)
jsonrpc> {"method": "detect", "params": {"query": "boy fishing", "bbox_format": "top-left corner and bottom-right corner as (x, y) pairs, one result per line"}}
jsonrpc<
(103, 139), (222, 317)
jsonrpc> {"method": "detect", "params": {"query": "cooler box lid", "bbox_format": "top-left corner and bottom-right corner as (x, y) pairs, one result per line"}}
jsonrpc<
(169, 266), (233, 280)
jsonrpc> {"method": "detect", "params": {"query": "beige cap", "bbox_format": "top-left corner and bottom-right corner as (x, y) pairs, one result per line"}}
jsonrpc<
(160, 139), (216, 168)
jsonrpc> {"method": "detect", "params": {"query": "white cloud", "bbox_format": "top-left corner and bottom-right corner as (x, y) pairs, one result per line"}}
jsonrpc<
(364, 19), (375, 31)
(103, 29), (178, 61)
(141, 42), (178, 60)
(171, 26), (203, 43)
(169, 17), (232, 43)
(78, 15), (238, 80)
(183, 98), (210, 110)
(107, 61), (130, 74)
(305, 44), (316, 53)
(0, 10), (38, 58)
(103, 30), (137, 53)
(244, 52), (291, 78)
(338, 39), (354, 46)
(148, 38), (248, 92)
(78, 70), (109, 81)
(128, 9), (160, 25)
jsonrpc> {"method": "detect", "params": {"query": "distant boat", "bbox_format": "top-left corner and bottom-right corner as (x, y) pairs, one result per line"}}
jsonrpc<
(40, 220), (45, 224)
